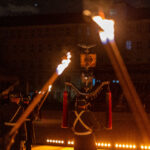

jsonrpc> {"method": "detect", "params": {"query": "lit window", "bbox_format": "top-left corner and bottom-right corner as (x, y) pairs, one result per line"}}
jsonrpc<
(112, 80), (115, 83)
(92, 78), (96, 86)
(126, 40), (132, 50)
(116, 80), (119, 83)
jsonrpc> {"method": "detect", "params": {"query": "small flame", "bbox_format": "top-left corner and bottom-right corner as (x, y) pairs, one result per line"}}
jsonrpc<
(92, 16), (115, 44)
(48, 85), (52, 92)
(56, 52), (71, 75)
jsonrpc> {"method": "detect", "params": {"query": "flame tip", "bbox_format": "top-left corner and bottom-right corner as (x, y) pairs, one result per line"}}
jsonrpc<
(56, 52), (71, 75)
(92, 14), (115, 43)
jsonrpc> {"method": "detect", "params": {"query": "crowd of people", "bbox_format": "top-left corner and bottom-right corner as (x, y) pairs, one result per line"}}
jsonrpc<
(0, 79), (108, 150)
(0, 88), (38, 150)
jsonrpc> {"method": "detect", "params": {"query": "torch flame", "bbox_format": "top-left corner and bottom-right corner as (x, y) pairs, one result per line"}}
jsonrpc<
(48, 85), (52, 92)
(56, 52), (71, 75)
(92, 16), (115, 44)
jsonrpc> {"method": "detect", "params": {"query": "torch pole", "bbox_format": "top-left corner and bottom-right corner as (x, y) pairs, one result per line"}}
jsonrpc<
(6, 72), (58, 150)
(103, 41), (150, 143)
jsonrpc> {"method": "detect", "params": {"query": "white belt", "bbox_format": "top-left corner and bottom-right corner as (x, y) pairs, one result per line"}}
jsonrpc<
(74, 131), (92, 135)
(4, 122), (16, 126)
(4, 119), (30, 127)
(72, 111), (93, 136)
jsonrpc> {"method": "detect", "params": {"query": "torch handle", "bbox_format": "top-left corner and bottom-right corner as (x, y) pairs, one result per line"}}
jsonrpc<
(8, 72), (58, 137)
(104, 41), (150, 142)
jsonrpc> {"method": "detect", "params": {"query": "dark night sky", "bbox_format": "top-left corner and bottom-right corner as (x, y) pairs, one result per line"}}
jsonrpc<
(0, 0), (83, 16)
(0, 0), (149, 16)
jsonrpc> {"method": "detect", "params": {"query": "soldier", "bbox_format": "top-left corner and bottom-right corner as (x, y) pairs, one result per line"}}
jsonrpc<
(0, 91), (25, 150)
(69, 99), (100, 150)
(23, 94), (36, 150)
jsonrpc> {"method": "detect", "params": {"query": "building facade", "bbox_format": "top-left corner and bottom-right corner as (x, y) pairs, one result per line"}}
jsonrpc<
(0, 2), (150, 111)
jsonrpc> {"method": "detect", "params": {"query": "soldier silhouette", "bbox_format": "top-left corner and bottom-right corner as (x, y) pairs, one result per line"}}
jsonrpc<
(0, 91), (25, 150)
(69, 99), (100, 150)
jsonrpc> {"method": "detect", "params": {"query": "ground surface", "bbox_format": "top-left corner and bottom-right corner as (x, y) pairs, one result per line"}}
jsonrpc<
(32, 145), (73, 150)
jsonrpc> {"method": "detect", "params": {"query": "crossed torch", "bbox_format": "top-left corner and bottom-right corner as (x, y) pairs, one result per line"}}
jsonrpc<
(92, 14), (150, 143)
(6, 52), (71, 150)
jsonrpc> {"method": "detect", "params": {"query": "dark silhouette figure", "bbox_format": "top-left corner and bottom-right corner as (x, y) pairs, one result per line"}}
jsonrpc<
(69, 99), (100, 150)
(0, 91), (25, 150)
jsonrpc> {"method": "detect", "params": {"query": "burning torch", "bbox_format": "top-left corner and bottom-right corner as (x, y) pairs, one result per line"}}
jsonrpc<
(92, 14), (150, 142)
(6, 52), (71, 150)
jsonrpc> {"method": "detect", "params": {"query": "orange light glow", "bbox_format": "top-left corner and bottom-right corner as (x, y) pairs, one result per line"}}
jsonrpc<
(71, 141), (74, 145)
(92, 16), (115, 44)
(46, 139), (142, 150)
(115, 144), (119, 148)
(141, 145), (144, 149)
(122, 144), (125, 148)
(56, 52), (71, 75)
(119, 144), (122, 148)
(67, 141), (74, 145)
(32, 145), (74, 150)
(133, 145), (136, 149)
(50, 140), (52, 143)
(68, 141), (71, 144)
(129, 145), (133, 148)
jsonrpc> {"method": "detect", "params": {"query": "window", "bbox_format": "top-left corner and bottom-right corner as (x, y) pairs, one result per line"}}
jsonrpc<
(92, 78), (96, 86)
(126, 40), (132, 50)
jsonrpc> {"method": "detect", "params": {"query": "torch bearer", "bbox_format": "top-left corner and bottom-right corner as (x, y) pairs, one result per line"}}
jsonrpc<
(6, 52), (71, 150)
(92, 15), (150, 142)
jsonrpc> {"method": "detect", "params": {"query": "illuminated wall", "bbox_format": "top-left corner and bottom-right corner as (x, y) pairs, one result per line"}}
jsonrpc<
(109, 2), (150, 64)
(0, 21), (99, 93)
(0, 3), (150, 108)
